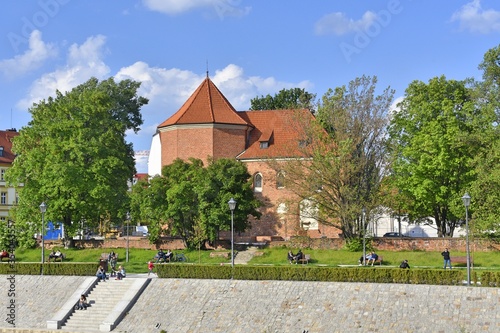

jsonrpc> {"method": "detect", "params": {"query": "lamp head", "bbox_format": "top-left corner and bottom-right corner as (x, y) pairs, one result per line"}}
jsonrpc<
(228, 198), (236, 211)
(461, 192), (471, 208)
(39, 202), (47, 213)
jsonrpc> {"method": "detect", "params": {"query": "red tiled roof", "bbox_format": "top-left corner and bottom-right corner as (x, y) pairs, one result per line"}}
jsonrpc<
(0, 129), (19, 164)
(134, 173), (148, 181)
(237, 109), (313, 160)
(158, 77), (249, 128)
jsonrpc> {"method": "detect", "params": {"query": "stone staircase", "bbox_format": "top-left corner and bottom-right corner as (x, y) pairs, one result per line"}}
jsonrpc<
(60, 277), (147, 332)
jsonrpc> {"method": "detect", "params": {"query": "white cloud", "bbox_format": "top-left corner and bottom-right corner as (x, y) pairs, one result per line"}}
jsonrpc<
(451, 0), (500, 34)
(0, 30), (57, 79)
(315, 11), (378, 36)
(142, 0), (251, 18)
(17, 35), (110, 109)
(119, 62), (312, 154)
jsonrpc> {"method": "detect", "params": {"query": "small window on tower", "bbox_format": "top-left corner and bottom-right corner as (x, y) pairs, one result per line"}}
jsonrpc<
(254, 173), (263, 192)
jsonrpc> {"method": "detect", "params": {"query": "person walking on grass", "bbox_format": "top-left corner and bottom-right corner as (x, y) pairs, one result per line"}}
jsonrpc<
(441, 248), (452, 269)
(148, 260), (155, 276)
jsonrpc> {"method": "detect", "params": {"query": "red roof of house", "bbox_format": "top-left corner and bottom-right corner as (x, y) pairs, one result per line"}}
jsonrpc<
(158, 77), (249, 128)
(0, 129), (19, 164)
(237, 109), (313, 160)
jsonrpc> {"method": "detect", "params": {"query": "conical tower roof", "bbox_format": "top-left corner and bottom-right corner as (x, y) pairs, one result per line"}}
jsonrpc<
(158, 77), (249, 127)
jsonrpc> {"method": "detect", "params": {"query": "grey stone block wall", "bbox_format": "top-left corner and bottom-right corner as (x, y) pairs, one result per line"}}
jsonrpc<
(1, 276), (499, 333)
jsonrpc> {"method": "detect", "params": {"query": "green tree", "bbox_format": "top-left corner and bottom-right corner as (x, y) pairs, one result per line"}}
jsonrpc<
(197, 157), (261, 243)
(468, 45), (500, 236)
(250, 88), (316, 112)
(388, 76), (484, 237)
(129, 175), (170, 243)
(275, 76), (394, 238)
(6, 77), (148, 247)
(130, 158), (260, 248)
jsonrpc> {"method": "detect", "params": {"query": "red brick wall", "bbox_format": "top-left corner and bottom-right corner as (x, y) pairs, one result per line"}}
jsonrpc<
(161, 127), (214, 166)
(212, 127), (247, 159)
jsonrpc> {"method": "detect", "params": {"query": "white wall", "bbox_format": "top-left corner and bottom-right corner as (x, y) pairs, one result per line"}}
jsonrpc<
(148, 132), (162, 176)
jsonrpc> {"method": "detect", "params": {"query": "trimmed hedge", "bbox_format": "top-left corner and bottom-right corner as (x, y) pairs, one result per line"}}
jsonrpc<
(2, 262), (498, 287)
(156, 264), (467, 286)
(0, 262), (97, 275)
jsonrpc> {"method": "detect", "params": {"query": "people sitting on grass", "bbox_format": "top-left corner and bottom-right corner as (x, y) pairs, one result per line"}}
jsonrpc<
(165, 249), (173, 262)
(48, 249), (64, 262)
(366, 252), (379, 266)
(358, 254), (370, 266)
(399, 259), (410, 269)
(294, 249), (303, 264)
(155, 249), (165, 263)
(287, 250), (295, 264)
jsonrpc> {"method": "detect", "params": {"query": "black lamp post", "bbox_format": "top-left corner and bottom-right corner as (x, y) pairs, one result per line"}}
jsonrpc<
(461, 192), (471, 285)
(362, 207), (366, 266)
(39, 202), (47, 264)
(228, 198), (236, 270)
(126, 211), (130, 263)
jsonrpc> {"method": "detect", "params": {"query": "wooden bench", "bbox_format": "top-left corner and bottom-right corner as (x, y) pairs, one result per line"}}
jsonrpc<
(366, 256), (384, 266)
(366, 256), (383, 266)
(297, 254), (311, 264)
(451, 256), (472, 266)
(48, 252), (65, 262)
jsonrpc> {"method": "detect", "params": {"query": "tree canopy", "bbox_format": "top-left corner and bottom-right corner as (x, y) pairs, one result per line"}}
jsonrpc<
(467, 45), (500, 236)
(272, 75), (394, 238)
(129, 158), (261, 248)
(6, 77), (148, 247)
(250, 87), (316, 112)
(387, 76), (488, 237)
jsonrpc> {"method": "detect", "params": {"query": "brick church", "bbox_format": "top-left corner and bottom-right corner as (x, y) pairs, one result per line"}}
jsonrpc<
(148, 76), (342, 241)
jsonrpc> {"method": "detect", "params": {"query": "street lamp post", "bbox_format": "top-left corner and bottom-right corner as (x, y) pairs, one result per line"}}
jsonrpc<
(362, 207), (366, 266)
(126, 212), (130, 263)
(39, 202), (47, 265)
(461, 193), (471, 286)
(228, 198), (236, 271)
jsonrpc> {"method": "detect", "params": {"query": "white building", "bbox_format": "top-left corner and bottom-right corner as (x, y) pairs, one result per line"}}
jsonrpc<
(369, 208), (466, 238)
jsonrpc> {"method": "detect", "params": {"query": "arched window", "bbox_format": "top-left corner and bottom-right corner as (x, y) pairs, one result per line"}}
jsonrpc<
(253, 173), (263, 192)
(276, 171), (285, 189)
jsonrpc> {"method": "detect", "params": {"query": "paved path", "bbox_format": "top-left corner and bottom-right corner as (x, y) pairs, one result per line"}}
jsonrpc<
(233, 246), (259, 265)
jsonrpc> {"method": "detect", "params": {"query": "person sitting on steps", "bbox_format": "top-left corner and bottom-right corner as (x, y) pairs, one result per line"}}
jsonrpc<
(96, 266), (107, 281)
(116, 265), (126, 280)
(77, 294), (88, 310)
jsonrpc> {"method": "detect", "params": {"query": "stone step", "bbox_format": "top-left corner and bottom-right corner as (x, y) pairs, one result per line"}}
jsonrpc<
(60, 277), (149, 332)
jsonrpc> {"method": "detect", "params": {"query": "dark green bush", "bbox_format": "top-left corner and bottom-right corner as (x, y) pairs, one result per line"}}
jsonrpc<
(156, 264), (467, 286)
(0, 262), (96, 275)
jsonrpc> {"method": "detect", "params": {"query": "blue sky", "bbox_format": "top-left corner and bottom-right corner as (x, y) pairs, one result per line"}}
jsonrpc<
(1, 0), (500, 173)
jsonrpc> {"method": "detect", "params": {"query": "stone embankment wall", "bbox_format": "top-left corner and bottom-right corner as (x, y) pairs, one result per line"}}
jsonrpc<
(42, 236), (500, 253)
(1, 276), (499, 333)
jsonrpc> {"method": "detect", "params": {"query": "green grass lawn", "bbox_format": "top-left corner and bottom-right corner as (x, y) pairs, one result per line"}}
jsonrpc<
(10, 246), (500, 273)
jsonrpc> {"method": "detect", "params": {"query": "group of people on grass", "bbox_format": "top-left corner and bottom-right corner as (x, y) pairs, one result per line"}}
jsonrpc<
(48, 249), (64, 262)
(353, 248), (454, 269)
(155, 249), (173, 263)
(287, 249), (304, 264)
(358, 252), (379, 266)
